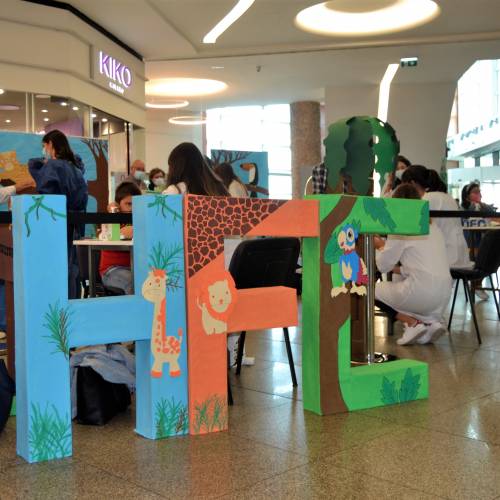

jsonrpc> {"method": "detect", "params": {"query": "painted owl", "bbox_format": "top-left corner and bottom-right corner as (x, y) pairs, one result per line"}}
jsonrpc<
(331, 224), (368, 297)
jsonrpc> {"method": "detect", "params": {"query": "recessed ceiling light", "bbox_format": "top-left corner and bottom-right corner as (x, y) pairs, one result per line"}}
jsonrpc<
(203, 0), (255, 43)
(295, 0), (440, 37)
(43, 117), (49, 122)
(145, 99), (189, 109)
(0, 105), (20, 111)
(146, 78), (227, 97)
(168, 115), (207, 126)
(72, 106), (79, 111)
(4, 119), (11, 123)
(35, 94), (51, 99)
(0, 89), (4, 95)
(41, 109), (48, 113)
(60, 101), (68, 106)
(91, 113), (97, 118)
(101, 118), (108, 122)
(211, 66), (225, 70)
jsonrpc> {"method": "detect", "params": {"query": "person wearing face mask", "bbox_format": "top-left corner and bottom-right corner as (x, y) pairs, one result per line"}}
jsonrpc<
(124, 159), (148, 190)
(381, 155), (411, 197)
(146, 168), (167, 192)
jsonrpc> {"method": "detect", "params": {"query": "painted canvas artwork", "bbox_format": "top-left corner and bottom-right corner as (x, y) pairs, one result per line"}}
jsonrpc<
(211, 149), (269, 198)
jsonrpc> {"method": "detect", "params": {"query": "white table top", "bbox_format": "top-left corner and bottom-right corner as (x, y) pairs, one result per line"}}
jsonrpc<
(73, 238), (133, 246)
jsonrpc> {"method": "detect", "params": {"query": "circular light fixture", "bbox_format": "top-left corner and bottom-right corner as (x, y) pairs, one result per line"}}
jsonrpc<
(72, 106), (79, 111)
(145, 99), (189, 109)
(101, 118), (108, 122)
(168, 115), (207, 126)
(0, 89), (4, 95)
(0, 105), (20, 111)
(43, 117), (49, 122)
(60, 101), (68, 106)
(146, 78), (227, 97)
(5, 119), (11, 123)
(295, 0), (440, 37)
(41, 109), (48, 113)
(91, 113), (97, 118)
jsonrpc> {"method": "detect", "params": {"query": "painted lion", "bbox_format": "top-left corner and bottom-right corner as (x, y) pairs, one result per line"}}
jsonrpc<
(197, 270), (237, 335)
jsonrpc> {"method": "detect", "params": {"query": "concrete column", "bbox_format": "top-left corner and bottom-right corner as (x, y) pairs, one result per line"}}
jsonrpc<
(290, 101), (322, 198)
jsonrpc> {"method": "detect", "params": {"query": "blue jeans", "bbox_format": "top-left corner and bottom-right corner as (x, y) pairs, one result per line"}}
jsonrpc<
(0, 280), (5, 331)
(101, 266), (133, 295)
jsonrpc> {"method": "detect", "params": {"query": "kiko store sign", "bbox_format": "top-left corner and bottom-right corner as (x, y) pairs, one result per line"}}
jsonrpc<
(91, 48), (135, 97)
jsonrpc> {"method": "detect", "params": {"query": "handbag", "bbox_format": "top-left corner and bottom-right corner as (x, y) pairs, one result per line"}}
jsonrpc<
(76, 365), (131, 426)
(0, 359), (15, 433)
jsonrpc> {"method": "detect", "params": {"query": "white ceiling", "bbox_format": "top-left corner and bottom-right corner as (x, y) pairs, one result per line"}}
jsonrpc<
(64, 0), (500, 111)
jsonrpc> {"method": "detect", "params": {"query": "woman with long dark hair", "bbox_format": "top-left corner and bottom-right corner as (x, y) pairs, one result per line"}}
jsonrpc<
(214, 162), (248, 197)
(162, 143), (228, 196)
(29, 129), (88, 299)
(402, 165), (471, 270)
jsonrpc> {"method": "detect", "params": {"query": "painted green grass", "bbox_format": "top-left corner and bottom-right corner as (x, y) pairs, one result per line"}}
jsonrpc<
(28, 403), (71, 461)
(381, 368), (421, 405)
(43, 301), (71, 359)
(155, 398), (188, 438)
(192, 394), (228, 434)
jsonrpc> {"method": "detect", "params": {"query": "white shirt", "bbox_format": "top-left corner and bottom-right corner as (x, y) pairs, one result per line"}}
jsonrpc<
(423, 191), (473, 269)
(162, 182), (187, 195)
(0, 185), (15, 205)
(375, 224), (452, 323)
(228, 180), (248, 197)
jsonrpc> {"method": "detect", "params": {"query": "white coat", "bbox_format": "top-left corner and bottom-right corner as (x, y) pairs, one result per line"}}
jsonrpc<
(423, 192), (473, 269)
(375, 224), (452, 323)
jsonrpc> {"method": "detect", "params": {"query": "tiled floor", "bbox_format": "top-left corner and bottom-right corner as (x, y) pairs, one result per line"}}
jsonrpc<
(1, 292), (500, 499)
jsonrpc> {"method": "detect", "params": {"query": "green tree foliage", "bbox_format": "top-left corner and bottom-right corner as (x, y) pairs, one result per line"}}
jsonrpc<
(324, 119), (349, 192)
(380, 368), (421, 405)
(149, 242), (184, 290)
(362, 198), (397, 233)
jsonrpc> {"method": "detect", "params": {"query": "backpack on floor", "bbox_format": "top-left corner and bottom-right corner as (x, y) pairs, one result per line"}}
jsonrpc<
(0, 359), (15, 433)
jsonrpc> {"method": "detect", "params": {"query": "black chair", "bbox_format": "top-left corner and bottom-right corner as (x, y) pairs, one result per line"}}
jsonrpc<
(448, 231), (500, 344)
(228, 237), (300, 387)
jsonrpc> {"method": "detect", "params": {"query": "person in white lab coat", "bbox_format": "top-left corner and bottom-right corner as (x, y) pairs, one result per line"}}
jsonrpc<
(0, 179), (35, 205)
(401, 165), (473, 270)
(375, 184), (452, 345)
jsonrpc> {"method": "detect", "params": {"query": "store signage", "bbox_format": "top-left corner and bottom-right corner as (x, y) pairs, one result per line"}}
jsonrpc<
(447, 116), (500, 158)
(98, 51), (132, 95)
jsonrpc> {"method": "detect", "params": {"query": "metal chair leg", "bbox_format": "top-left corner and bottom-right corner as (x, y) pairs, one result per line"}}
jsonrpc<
(463, 279), (469, 303)
(465, 280), (482, 345)
(283, 327), (298, 387)
(448, 279), (460, 331)
(490, 274), (500, 320)
(235, 331), (246, 376)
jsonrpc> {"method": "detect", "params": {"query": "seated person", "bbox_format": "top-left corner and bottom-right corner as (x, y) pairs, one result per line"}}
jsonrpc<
(374, 183), (452, 346)
(99, 182), (141, 295)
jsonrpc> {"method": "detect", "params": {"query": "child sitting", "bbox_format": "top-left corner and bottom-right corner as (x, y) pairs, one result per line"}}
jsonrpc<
(374, 183), (452, 345)
(99, 182), (141, 295)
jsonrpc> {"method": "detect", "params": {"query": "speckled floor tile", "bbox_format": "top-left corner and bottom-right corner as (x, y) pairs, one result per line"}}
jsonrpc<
(222, 462), (444, 500)
(228, 387), (291, 420)
(228, 400), (404, 459)
(243, 336), (302, 366)
(329, 427), (500, 500)
(0, 459), (163, 499)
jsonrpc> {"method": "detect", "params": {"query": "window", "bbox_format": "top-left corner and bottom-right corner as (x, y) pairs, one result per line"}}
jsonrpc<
(207, 104), (292, 199)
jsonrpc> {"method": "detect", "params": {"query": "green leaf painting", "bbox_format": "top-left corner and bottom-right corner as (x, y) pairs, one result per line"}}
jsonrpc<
(147, 195), (182, 222)
(43, 302), (71, 359)
(24, 196), (66, 237)
(192, 394), (228, 434)
(155, 398), (188, 438)
(29, 403), (71, 461)
(362, 197), (397, 233)
(149, 241), (184, 290)
(324, 229), (342, 264)
(380, 369), (421, 405)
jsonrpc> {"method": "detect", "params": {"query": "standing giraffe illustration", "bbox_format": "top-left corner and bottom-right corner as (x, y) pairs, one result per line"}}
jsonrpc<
(142, 268), (183, 378)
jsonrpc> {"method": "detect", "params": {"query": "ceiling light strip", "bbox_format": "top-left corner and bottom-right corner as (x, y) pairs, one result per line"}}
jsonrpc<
(378, 63), (399, 123)
(203, 0), (255, 44)
(169, 115), (206, 126)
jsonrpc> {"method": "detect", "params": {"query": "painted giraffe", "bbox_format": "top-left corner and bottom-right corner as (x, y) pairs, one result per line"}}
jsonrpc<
(141, 268), (183, 378)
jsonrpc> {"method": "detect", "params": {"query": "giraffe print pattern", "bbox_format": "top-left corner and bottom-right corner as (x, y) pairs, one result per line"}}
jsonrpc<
(186, 196), (285, 276)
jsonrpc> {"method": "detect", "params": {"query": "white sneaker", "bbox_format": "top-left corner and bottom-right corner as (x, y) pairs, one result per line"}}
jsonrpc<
(475, 289), (489, 301)
(397, 322), (427, 345)
(417, 322), (446, 344)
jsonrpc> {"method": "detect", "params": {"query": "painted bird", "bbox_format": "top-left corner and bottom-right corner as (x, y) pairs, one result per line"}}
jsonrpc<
(331, 223), (368, 297)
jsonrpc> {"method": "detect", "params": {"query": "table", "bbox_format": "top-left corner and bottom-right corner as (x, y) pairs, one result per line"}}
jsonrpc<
(73, 239), (133, 297)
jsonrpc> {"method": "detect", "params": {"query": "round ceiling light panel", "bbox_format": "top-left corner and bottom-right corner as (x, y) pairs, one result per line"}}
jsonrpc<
(295, 0), (440, 36)
(145, 99), (190, 109)
(146, 78), (227, 97)
(168, 115), (207, 126)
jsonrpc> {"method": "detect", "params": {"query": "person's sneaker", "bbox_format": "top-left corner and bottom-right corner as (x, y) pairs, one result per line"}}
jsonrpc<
(417, 322), (446, 344)
(397, 322), (427, 345)
(475, 289), (489, 300)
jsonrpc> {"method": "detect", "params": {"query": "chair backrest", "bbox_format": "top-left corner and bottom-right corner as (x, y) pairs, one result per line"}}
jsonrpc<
(475, 230), (500, 275)
(228, 237), (300, 289)
(75, 246), (102, 285)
